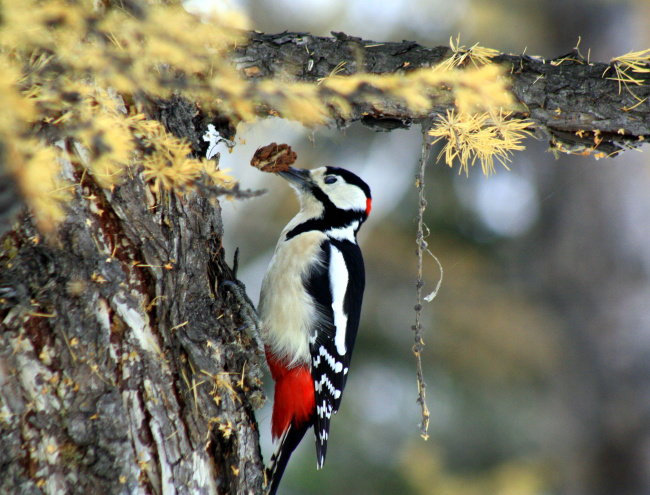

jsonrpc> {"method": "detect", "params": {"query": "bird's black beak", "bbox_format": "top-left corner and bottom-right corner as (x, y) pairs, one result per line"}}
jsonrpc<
(278, 167), (312, 188)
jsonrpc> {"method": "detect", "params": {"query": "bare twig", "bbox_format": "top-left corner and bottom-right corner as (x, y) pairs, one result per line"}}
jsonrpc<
(193, 177), (267, 200)
(412, 120), (435, 440)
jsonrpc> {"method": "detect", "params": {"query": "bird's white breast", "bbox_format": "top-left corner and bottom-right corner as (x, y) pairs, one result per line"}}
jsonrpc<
(259, 230), (327, 367)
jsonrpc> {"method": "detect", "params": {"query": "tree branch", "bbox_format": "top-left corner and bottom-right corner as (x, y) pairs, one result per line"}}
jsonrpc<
(233, 31), (650, 155)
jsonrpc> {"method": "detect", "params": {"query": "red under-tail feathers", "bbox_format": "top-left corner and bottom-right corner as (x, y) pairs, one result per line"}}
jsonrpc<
(266, 348), (315, 439)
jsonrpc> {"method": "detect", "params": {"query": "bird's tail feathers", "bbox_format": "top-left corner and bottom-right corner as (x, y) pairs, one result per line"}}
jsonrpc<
(266, 421), (311, 495)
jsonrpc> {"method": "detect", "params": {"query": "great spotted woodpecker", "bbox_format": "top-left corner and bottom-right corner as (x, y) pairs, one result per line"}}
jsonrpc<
(259, 166), (371, 494)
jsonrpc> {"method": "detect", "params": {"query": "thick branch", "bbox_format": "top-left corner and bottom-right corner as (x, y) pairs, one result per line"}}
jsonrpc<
(233, 31), (650, 154)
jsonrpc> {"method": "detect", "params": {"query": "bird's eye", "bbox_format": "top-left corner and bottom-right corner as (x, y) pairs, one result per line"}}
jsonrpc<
(324, 176), (338, 184)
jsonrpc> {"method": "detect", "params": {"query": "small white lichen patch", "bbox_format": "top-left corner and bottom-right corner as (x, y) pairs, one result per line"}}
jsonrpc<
(190, 451), (217, 493)
(112, 297), (160, 356)
(203, 124), (223, 160)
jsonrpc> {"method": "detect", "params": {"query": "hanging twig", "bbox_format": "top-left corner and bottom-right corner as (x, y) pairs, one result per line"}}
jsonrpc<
(412, 119), (439, 441)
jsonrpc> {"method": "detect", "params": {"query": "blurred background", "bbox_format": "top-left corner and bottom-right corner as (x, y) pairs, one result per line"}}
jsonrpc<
(186, 1), (650, 493)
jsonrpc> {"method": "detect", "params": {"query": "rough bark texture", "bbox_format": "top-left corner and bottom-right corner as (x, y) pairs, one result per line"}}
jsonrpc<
(0, 98), (266, 495)
(232, 31), (650, 155)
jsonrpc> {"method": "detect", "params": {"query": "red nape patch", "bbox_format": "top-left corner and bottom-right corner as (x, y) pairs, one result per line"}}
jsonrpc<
(266, 350), (315, 440)
(366, 198), (372, 216)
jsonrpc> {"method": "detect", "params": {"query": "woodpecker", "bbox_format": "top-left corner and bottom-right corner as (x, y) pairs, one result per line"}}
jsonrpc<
(259, 166), (371, 495)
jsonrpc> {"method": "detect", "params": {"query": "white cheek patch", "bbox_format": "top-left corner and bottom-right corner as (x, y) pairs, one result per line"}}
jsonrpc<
(328, 185), (367, 212)
(329, 246), (349, 356)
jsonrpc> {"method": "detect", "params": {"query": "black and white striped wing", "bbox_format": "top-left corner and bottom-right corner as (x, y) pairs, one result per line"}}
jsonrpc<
(305, 238), (365, 468)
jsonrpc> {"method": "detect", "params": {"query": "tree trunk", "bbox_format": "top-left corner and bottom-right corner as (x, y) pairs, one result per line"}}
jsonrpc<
(0, 98), (266, 495)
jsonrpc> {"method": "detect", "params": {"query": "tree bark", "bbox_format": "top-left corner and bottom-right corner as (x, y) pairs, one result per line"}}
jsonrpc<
(0, 98), (266, 495)
(232, 31), (650, 155)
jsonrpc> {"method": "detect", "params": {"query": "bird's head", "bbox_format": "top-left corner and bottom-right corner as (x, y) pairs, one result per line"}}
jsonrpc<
(279, 166), (372, 224)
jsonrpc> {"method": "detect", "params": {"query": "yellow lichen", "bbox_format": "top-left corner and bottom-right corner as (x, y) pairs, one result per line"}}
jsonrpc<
(436, 35), (501, 72)
(606, 48), (650, 99)
(429, 109), (533, 176)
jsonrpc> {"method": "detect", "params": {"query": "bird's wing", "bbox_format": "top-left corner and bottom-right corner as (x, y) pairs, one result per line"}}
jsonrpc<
(305, 239), (365, 468)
